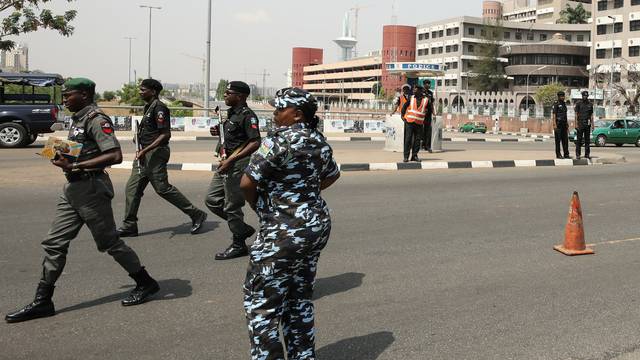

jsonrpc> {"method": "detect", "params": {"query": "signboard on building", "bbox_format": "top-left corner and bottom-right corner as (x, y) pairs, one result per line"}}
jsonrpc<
(570, 88), (604, 100)
(386, 62), (442, 72)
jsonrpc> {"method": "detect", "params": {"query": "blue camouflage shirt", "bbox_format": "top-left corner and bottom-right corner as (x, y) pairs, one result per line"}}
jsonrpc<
(245, 123), (339, 229)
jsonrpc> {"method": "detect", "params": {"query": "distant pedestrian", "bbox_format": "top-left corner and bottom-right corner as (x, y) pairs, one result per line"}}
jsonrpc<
(240, 87), (340, 359)
(574, 90), (594, 159)
(401, 85), (429, 162)
(552, 91), (570, 159)
(6, 78), (159, 324)
(205, 81), (261, 260)
(118, 79), (207, 237)
(422, 81), (435, 153)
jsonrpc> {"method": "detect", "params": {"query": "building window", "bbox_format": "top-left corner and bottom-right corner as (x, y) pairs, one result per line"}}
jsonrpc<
(596, 49), (606, 59)
(468, 27), (475, 36)
(565, 34), (572, 41)
(630, 46), (640, 57)
(425, 33), (430, 40)
(615, 22), (623, 33)
(632, 20), (640, 31)
(577, 34), (584, 42)
(452, 44), (459, 52)
(446, 28), (452, 36)
(451, 61), (458, 69)
(446, 45), (451, 53)
(432, 31), (437, 38)
(613, 72), (621, 83)
(481, 29), (486, 37)
(597, 25), (607, 35)
(540, 34), (547, 41)
(468, 44), (475, 53)
(451, 79), (458, 87)
(614, 48), (622, 57)
(515, 32), (522, 40)
(454, 27), (459, 35)
(418, 33), (424, 40)
(614, 0), (623, 8)
(439, 30), (444, 37)
(527, 32), (534, 41)
(597, 1), (607, 10)
(504, 31), (511, 39)
(633, 0), (640, 5)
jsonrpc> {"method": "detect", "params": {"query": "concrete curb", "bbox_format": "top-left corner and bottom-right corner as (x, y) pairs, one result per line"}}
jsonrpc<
(111, 158), (616, 173)
(443, 137), (549, 143)
(444, 128), (553, 139)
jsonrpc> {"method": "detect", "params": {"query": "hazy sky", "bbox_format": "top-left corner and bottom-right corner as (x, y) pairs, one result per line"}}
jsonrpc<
(18, 0), (480, 92)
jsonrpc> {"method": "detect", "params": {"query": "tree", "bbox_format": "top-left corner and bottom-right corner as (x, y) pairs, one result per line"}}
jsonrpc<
(169, 100), (193, 117)
(0, 0), (77, 51)
(535, 83), (566, 107)
(215, 79), (229, 100)
(613, 70), (640, 115)
(117, 79), (144, 106)
(93, 91), (102, 102)
(557, 3), (589, 24)
(471, 21), (508, 92)
(102, 90), (116, 102)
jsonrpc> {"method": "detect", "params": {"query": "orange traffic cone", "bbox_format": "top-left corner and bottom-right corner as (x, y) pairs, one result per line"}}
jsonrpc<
(554, 191), (594, 256)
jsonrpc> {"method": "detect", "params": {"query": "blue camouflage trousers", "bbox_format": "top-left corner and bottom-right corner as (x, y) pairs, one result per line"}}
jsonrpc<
(243, 222), (331, 360)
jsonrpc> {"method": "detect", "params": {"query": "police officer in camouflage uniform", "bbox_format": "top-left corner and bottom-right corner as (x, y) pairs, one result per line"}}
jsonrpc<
(205, 81), (261, 260)
(240, 87), (340, 359)
(118, 79), (207, 237)
(574, 90), (594, 160)
(5, 78), (159, 324)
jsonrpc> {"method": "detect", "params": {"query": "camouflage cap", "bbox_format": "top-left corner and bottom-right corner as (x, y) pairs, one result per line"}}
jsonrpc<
(62, 77), (96, 93)
(269, 87), (317, 111)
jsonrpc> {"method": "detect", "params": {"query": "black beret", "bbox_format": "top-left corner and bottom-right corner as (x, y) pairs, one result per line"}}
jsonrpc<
(557, 91), (565, 96)
(140, 78), (163, 92)
(228, 81), (251, 95)
(581, 90), (589, 96)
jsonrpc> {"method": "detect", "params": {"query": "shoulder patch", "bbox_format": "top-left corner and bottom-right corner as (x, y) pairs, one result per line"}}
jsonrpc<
(157, 111), (165, 124)
(100, 120), (114, 134)
(257, 138), (275, 157)
(250, 117), (258, 129)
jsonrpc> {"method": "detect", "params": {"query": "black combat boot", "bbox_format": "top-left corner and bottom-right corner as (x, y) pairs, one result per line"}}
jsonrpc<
(215, 226), (254, 260)
(5, 283), (55, 323)
(117, 225), (139, 238)
(121, 267), (160, 306)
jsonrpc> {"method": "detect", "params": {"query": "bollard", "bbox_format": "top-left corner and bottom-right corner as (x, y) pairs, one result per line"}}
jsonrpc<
(430, 115), (444, 153)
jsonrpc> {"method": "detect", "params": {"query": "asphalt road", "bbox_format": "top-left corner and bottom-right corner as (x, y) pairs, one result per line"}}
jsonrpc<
(2, 148), (640, 359)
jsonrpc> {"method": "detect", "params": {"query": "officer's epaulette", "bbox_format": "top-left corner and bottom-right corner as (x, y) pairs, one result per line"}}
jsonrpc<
(87, 109), (109, 120)
(240, 106), (254, 116)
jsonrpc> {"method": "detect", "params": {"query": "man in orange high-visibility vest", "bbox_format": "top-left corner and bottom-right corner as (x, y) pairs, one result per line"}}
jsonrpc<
(401, 85), (429, 162)
(391, 84), (411, 117)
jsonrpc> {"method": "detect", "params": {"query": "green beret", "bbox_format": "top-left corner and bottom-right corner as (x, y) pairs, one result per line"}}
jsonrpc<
(62, 77), (96, 93)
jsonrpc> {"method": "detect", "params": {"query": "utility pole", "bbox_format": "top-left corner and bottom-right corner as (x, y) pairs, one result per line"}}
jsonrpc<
(182, 53), (206, 104)
(140, 5), (162, 78)
(123, 37), (136, 84)
(205, 0), (212, 117)
(261, 69), (271, 100)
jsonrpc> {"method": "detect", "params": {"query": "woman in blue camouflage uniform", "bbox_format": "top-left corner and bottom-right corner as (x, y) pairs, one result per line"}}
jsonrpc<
(240, 87), (340, 360)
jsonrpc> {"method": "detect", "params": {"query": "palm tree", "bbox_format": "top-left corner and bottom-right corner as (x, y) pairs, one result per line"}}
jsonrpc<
(557, 4), (589, 24)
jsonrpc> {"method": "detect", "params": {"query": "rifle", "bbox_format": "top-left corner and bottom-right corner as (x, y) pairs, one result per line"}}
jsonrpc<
(134, 120), (144, 173)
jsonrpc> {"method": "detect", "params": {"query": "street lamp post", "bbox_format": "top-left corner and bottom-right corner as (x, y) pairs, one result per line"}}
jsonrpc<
(204, 0), (212, 117)
(140, 5), (162, 79)
(123, 37), (135, 84)
(525, 65), (548, 116)
(608, 15), (616, 115)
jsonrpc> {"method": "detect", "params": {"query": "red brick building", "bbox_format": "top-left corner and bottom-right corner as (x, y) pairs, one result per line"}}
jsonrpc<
(291, 47), (323, 89)
(381, 25), (417, 96)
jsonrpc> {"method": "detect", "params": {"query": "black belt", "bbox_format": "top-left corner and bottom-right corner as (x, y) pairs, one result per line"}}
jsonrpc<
(65, 170), (105, 183)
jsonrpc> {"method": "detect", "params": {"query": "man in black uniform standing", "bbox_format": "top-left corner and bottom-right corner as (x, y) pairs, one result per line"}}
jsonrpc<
(422, 81), (435, 153)
(205, 81), (261, 260)
(552, 91), (570, 159)
(401, 85), (428, 162)
(574, 90), (594, 160)
(5, 78), (159, 323)
(118, 79), (207, 237)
